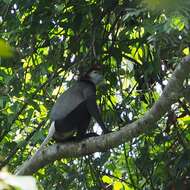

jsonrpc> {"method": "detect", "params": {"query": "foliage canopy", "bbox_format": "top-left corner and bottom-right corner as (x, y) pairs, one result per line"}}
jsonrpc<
(0, 0), (190, 189)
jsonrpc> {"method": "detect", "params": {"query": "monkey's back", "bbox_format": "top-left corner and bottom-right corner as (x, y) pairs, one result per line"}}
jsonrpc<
(50, 81), (96, 121)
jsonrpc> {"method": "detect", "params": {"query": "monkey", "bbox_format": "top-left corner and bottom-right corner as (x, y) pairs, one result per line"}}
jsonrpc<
(38, 65), (108, 151)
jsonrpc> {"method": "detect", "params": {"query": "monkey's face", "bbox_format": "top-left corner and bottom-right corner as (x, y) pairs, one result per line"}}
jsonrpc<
(88, 70), (103, 85)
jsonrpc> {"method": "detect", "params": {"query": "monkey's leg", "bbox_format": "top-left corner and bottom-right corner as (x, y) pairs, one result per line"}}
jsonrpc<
(81, 132), (99, 138)
(76, 126), (99, 140)
(53, 130), (76, 142)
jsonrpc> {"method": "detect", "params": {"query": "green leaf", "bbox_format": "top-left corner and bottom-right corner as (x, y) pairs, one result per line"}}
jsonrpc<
(2, 0), (12, 4)
(0, 39), (13, 57)
(111, 47), (122, 65)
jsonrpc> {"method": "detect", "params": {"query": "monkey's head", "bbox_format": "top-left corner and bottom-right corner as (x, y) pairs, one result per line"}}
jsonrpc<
(88, 69), (103, 85)
(80, 64), (104, 85)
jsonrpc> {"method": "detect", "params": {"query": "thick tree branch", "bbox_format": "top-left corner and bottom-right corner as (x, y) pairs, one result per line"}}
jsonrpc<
(16, 56), (190, 175)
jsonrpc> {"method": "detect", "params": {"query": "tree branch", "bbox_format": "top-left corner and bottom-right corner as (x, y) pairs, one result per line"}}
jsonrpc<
(16, 56), (190, 175)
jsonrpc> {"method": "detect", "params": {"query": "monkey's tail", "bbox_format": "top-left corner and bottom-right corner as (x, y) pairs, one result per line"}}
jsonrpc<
(14, 122), (56, 175)
(37, 121), (55, 152)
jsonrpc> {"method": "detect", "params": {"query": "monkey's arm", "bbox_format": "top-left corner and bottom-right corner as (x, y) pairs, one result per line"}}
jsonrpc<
(86, 96), (109, 133)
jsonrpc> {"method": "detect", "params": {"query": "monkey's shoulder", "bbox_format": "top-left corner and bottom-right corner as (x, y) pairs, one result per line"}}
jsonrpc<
(59, 81), (95, 99)
(78, 80), (96, 98)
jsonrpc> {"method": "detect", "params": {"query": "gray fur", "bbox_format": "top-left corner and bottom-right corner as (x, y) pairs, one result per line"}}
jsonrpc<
(50, 81), (95, 121)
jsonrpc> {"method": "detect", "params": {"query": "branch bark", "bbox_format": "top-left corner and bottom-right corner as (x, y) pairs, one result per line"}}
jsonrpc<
(16, 56), (190, 175)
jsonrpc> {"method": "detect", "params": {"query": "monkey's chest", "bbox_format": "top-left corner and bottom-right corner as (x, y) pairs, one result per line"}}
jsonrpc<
(54, 101), (91, 133)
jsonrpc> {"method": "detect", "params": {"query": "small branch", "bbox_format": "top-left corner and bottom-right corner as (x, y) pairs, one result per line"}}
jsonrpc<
(16, 56), (190, 175)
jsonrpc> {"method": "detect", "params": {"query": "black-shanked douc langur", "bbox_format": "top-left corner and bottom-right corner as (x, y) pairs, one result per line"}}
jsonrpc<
(38, 64), (109, 151)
